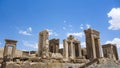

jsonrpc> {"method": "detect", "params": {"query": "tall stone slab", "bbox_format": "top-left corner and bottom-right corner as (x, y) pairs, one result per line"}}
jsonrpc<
(84, 28), (102, 59)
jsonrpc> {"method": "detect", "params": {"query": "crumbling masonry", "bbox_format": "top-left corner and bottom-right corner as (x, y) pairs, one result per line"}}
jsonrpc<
(38, 30), (49, 58)
(102, 44), (119, 60)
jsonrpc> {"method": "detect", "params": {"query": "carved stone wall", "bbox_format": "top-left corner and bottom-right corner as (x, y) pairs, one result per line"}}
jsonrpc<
(49, 39), (59, 53)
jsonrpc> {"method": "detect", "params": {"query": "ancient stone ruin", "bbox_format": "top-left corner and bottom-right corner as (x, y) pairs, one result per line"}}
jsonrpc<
(1, 39), (17, 68)
(84, 29), (102, 59)
(49, 39), (59, 53)
(102, 44), (119, 60)
(0, 28), (120, 68)
(63, 35), (81, 60)
(38, 30), (49, 58)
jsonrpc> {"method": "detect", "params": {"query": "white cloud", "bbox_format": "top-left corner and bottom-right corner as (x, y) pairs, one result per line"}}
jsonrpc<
(81, 42), (86, 47)
(105, 38), (120, 48)
(80, 24), (84, 29)
(60, 43), (63, 48)
(23, 41), (38, 49)
(107, 8), (120, 30)
(47, 29), (58, 36)
(19, 27), (32, 36)
(67, 32), (84, 38)
(27, 27), (32, 32)
(86, 24), (91, 29)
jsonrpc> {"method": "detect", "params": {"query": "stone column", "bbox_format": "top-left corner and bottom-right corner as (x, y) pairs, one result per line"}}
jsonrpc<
(78, 43), (82, 58)
(11, 45), (16, 59)
(70, 41), (74, 59)
(97, 39), (102, 58)
(42, 34), (46, 58)
(91, 35), (96, 59)
(56, 45), (59, 53)
(45, 40), (49, 58)
(73, 43), (75, 59)
(3, 44), (8, 57)
(63, 39), (68, 58)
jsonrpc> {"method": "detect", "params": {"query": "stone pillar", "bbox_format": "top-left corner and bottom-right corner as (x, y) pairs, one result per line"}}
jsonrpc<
(45, 40), (49, 57)
(97, 39), (102, 58)
(11, 45), (16, 59)
(91, 35), (96, 59)
(3, 44), (8, 57)
(113, 45), (119, 60)
(56, 44), (59, 53)
(78, 43), (82, 58)
(38, 30), (49, 58)
(63, 39), (68, 58)
(70, 41), (74, 59)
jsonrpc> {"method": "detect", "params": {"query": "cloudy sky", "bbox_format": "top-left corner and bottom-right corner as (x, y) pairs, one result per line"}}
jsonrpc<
(0, 0), (120, 57)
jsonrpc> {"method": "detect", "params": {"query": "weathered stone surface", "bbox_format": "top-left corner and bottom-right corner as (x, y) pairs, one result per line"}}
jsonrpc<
(50, 53), (63, 59)
(84, 28), (102, 59)
(3, 39), (17, 60)
(38, 30), (49, 58)
(29, 57), (41, 62)
(63, 35), (81, 60)
(6, 62), (20, 68)
(49, 39), (59, 53)
(102, 44), (119, 60)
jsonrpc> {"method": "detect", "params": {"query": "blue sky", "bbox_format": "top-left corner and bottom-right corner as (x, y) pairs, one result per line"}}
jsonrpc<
(0, 0), (120, 57)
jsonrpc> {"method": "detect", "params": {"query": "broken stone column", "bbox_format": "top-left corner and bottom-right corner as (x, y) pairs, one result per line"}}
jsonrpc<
(38, 30), (49, 58)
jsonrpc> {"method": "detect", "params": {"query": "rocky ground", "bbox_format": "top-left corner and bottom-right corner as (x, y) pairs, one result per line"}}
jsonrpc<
(0, 58), (120, 68)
